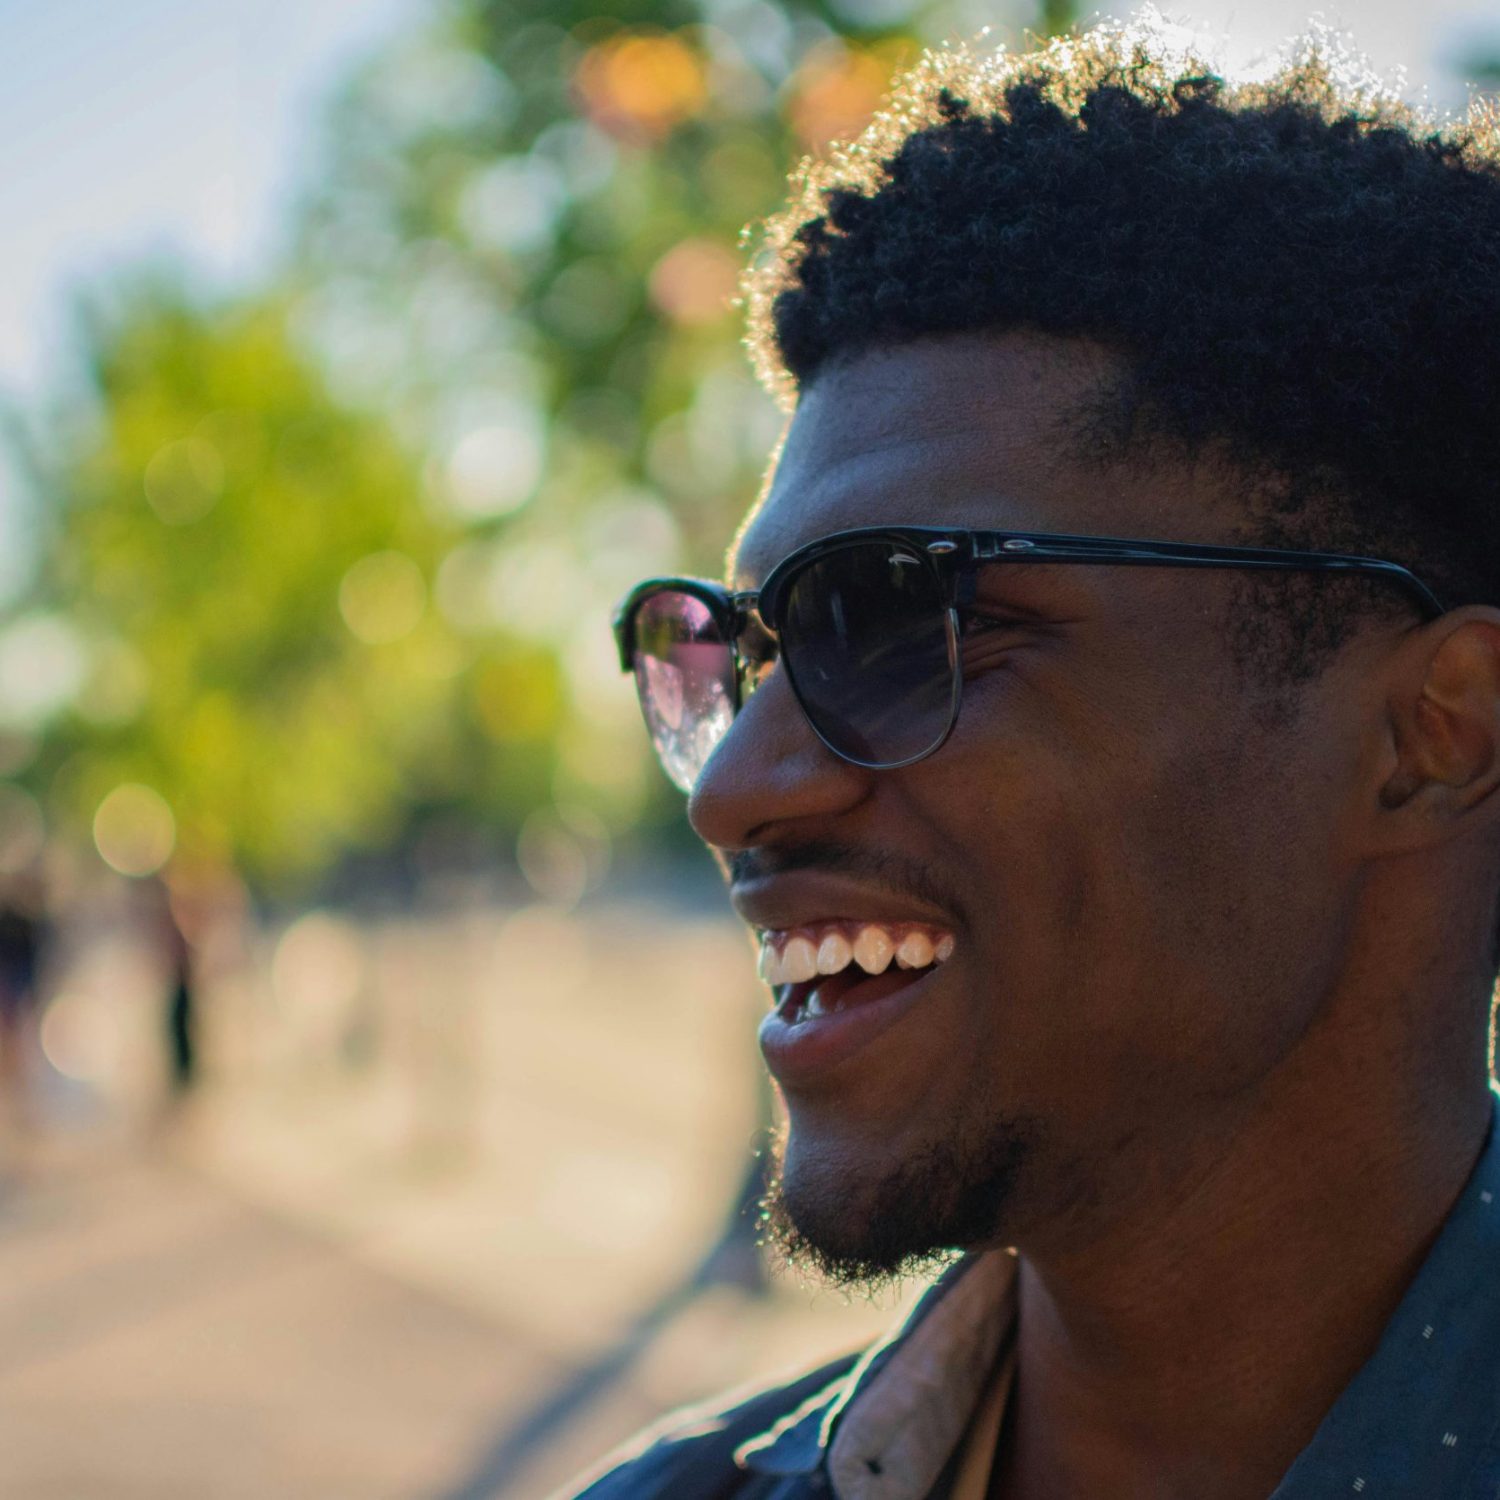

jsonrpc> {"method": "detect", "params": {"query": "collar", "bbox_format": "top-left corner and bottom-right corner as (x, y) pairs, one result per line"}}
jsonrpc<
(736, 1085), (1500, 1500)
(737, 1251), (1017, 1499)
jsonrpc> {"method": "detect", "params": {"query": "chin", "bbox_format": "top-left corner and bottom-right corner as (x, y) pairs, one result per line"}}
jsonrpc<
(759, 1110), (1040, 1293)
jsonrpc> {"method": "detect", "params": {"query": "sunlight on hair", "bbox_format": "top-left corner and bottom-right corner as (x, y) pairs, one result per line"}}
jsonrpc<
(743, 6), (1496, 409)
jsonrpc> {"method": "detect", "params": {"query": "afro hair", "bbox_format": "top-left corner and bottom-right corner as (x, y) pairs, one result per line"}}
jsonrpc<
(744, 17), (1500, 678)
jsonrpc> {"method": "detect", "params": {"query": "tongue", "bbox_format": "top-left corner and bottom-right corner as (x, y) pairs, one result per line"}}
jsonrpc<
(788, 964), (924, 1016)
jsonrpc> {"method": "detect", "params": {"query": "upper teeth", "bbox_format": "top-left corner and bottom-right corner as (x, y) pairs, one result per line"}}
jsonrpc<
(780, 936), (818, 984)
(816, 931), (852, 974)
(852, 925), (894, 974)
(758, 922), (955, 986)
(895, 931), (933, 969)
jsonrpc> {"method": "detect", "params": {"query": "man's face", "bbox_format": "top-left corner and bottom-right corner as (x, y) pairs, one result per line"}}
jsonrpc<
(688, 333), (1381, 1285)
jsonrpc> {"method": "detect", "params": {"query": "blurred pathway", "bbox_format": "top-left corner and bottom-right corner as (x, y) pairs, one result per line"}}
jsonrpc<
(0, 1135), (565, 1500)
(0, 901), (926, 1497)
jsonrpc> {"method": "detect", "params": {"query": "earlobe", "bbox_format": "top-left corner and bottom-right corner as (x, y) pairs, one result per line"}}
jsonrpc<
(1378, 613), (1500, 825)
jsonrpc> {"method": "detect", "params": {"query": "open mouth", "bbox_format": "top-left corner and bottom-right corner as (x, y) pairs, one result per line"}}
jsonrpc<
(759, 920), (955, 1024)
(756, 919), (955, 1085)
(774, 962), (930, 1024)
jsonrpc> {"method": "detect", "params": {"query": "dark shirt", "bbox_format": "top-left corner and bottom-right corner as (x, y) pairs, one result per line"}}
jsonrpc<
(565, 1084), (1500, 1498)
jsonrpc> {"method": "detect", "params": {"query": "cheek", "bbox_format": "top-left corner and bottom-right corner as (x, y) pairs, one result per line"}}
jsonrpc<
(931, 682), (1333, 1118)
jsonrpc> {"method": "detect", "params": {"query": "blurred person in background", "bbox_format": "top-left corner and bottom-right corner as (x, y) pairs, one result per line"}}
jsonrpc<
(0, 871), (47, 1135)
(585, 13), (1500, 1500)
(140, 871), (223, 1104)
(151, 877), (197, 1097)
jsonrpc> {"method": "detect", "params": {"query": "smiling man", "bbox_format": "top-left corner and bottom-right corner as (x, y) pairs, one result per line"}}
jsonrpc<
(571, 17), (1500, 1500)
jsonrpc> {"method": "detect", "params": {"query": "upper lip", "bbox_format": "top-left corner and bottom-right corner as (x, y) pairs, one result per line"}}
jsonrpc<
(730, 871), (956, 935)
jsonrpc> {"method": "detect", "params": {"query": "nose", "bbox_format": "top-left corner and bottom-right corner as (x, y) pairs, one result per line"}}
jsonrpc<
(687, 664), (871, 851)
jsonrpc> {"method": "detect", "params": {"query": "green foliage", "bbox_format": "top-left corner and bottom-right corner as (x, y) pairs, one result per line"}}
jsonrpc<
(1037, 0), (1079, 38)
(7, 0), (1067, 888)
(15, 285), (559, 883)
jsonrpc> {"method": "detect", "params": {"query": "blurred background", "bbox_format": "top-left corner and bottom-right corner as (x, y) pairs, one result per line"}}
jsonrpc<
(0, 1), (1495, 1495)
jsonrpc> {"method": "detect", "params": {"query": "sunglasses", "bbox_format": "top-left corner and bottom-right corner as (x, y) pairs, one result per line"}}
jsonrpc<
(613, 526), (1447, 792)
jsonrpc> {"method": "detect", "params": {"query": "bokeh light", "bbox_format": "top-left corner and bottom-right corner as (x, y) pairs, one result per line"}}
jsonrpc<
(93, 782), (176, 876)
(0, 613), (86, 727)
(76, 639), (150, 725)
(439, 400), (548, 519)
(516, 802), (612, 906)
(788, 40), (895, 148)
(338, 550), (427, 645)
(143, 436), (225, 524)
(39, 990), (113, 1083)
(458, 155), (567, 256)
(272, 911), (364, 1006)
(650, 237), (741, 325)
(575, 30), (708, 141)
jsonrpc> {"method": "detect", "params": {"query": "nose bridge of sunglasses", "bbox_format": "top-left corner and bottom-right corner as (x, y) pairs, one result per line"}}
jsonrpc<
(730, 603), (779, 690)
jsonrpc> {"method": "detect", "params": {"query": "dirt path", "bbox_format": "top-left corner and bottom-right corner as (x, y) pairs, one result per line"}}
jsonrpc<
(0, 899), (927, 1498)
(0, 1140), (571, 1500)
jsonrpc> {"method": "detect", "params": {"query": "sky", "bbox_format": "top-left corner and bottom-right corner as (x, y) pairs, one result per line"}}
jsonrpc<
(0, 0), (419, 398)
(0, 0), (1496, 403)
(1138, 0), (1500, 102)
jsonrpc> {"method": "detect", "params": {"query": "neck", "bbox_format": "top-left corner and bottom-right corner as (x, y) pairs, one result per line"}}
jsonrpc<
(995, 984), (1493, 1500)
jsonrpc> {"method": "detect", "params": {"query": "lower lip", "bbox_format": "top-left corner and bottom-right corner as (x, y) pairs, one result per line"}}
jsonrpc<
(757, 965), (943, 1087)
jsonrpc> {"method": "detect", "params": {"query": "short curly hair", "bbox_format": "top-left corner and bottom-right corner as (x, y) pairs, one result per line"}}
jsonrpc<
(744, 19), (1500, 685)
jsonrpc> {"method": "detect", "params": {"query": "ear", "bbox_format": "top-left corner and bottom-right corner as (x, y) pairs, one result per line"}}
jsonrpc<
(1378, 610), (1500, 838)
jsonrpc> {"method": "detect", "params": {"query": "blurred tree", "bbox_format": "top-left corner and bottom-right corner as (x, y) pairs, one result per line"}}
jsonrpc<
(8, 283), (561, 885)
(1038, 0), (1077, 37)
(5, 0), (1071, 889)
(1461, 51), (1500, 91)
(287, 0), (993, 846)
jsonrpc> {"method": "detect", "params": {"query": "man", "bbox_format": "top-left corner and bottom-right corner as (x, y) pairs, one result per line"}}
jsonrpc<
(574, 15), (1500, 1498)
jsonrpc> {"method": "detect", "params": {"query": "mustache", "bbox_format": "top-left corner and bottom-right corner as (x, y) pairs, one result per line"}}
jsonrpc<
(726, 840), (965, 919)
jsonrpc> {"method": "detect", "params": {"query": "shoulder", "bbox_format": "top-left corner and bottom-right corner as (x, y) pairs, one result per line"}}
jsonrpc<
(553, 1349), (864, 1500)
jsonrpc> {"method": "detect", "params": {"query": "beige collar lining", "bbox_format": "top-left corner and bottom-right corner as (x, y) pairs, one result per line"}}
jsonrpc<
(827, 1250), (1019, 1500)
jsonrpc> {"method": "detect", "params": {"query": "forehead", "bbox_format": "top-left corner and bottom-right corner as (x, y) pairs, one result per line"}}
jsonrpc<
(731, 333), (1237, 587)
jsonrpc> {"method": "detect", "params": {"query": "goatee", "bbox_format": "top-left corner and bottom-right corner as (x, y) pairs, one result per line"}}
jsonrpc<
(757, 1114), (1037, 1295)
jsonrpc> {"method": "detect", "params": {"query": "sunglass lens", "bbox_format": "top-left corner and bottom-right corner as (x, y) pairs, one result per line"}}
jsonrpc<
(630, 590), (737, 791)
(781, 543), (955, 766)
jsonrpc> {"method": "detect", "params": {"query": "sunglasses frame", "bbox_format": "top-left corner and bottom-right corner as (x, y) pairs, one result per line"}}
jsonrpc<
(613, 525), (1448, 776)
